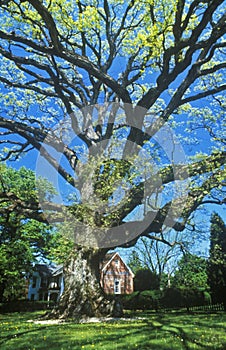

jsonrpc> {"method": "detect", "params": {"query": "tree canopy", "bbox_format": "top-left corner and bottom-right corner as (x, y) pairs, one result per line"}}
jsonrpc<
(0, 0), (225, 249)
(0, 165), (54, 301)
(0, 0), (225, 317)
(172, 253), (208, 290)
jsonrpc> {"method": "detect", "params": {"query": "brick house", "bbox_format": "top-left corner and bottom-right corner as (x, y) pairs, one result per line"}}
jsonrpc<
(100, 252), (134, 295)
(28, 252), (134, 301)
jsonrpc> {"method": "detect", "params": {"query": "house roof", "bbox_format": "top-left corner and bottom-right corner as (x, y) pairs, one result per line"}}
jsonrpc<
(101, 252), (134, 277)
(52, 264), (63, 276)
(34, 264), (53, 277)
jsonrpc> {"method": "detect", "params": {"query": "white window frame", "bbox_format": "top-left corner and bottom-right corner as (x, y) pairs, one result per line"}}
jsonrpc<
(114, 279), (121, 294)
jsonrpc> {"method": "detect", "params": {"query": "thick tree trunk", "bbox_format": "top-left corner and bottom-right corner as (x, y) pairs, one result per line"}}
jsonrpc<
(51, 246), (123, 319)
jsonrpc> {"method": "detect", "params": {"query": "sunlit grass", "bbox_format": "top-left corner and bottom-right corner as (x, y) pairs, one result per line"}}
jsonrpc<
(0, 311), (225, 349)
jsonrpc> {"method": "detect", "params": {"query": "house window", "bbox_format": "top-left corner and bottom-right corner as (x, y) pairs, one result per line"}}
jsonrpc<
(115, 259), (119, 267)
(32, 277), (37, 288)
(114, 279), (121, 294)
(41, 277), (48, 288)
(30, 294), (35, 301)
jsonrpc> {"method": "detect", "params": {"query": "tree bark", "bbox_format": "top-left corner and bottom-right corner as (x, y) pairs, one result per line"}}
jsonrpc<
(51, 246), (123, 319)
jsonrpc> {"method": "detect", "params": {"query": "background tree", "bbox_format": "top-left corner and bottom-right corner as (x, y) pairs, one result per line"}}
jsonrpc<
(0, 165), (54, 301)
(207, 213), (226, 309)
(133, 269), (160, 291)
(128, 233), (187, 289)
(127, 250), (160, 290)
(172, 254), (208, 290)
(127, 250), (144, 275)
(0, 0), (225, 318)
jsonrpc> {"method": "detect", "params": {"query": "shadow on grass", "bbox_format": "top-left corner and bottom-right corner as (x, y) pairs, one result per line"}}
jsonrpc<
(0, 325), (50, 346)
(140, 312), (226, 350)
(0, 311), (225, 350)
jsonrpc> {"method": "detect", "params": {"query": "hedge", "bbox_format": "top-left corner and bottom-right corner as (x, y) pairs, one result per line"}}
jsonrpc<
(0, 300), (55, 313)
(121, 288), (212, 311)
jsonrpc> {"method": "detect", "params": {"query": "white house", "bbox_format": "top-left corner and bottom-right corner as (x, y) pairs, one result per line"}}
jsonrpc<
(28, 264), (64, 302)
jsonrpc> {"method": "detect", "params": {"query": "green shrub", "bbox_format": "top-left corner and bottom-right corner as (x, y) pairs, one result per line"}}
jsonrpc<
(122, 288), (212, 311)
(161, 288), (183, 308)
(0, 300), (55, 313)
(203, 291), (212, 305)
(134, 270), (160, 291)
(122, 290), (163, 311)
(161, 288), (212, 310)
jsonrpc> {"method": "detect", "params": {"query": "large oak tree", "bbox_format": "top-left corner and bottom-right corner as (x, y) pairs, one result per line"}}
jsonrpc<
(0, 0), (225, 318)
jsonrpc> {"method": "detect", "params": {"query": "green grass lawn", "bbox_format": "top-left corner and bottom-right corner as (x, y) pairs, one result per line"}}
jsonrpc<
(0, 310), (225, 350)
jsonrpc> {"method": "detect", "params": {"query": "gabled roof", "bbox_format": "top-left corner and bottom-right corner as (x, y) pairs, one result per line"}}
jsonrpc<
(101, 252), (134, 277)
